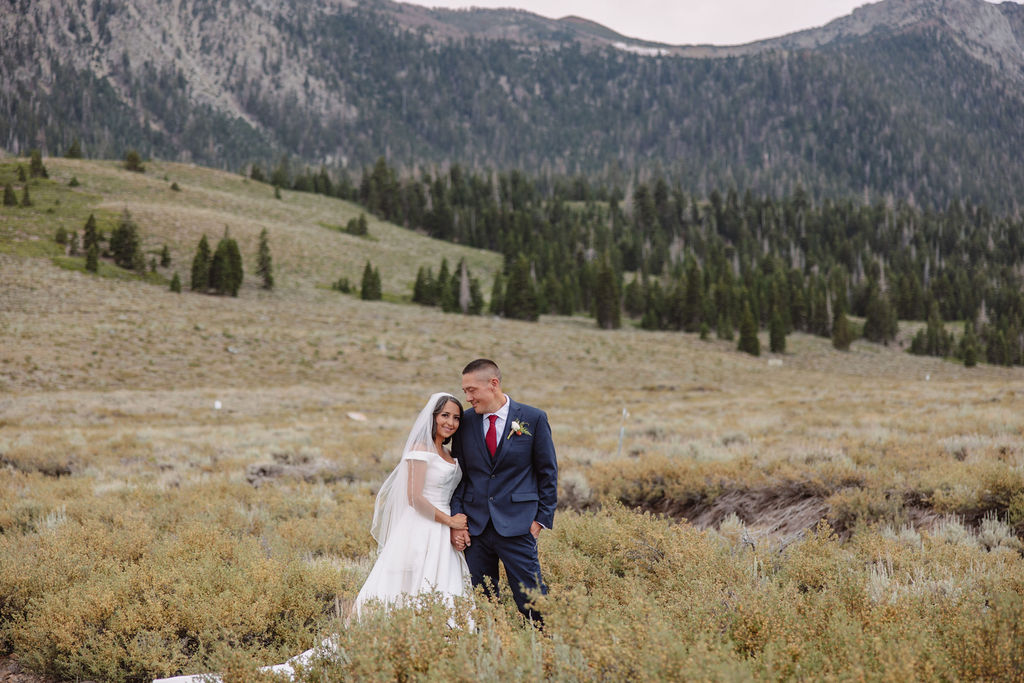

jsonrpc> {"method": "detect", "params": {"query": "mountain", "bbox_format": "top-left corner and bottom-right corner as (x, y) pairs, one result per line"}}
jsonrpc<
(2, 0), (1023, 209)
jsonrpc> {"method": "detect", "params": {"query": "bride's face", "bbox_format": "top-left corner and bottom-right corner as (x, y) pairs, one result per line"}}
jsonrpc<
(435, 400), (461, 442)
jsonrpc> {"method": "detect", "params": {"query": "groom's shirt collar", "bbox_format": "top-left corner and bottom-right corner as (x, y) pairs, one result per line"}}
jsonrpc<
(483, 394), (511, 441)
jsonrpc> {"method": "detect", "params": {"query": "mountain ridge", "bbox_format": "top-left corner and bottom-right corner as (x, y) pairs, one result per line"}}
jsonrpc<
(2, 0), (1023, 209)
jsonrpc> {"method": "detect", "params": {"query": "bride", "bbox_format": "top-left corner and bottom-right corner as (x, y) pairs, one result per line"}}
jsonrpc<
(155, 393), (472, 682)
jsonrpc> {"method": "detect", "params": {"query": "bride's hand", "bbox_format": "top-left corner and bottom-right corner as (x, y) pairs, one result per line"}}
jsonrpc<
(448, 513), (468, 530)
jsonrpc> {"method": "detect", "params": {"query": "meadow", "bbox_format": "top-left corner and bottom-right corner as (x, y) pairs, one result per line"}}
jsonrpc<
(1, 156), (1023, 681)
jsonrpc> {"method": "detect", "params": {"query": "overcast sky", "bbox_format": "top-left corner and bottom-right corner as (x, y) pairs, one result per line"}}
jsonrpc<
(403, 0), (879, 45)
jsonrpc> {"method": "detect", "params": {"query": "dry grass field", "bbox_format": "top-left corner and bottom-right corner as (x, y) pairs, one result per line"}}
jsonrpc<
(2, 157), (1023, 681)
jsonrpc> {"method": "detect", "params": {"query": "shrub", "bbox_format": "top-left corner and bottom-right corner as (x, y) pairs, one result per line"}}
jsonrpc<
(124, 149), (145, 173)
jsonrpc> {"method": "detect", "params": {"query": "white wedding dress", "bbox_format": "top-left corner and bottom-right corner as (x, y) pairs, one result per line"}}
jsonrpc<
(155, 449), (472, 683)
(353, 448), (471, 614)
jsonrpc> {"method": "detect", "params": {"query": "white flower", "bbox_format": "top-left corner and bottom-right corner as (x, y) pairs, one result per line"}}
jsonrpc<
(507, 420), (532, 439)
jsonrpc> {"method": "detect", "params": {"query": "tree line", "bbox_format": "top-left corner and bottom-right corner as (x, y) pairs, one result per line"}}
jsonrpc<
(305, 158), (1022, 365)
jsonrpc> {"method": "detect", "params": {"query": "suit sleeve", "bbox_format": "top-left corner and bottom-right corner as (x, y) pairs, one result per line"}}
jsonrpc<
(531, 410), (558, 529)
(450, 427), (466, 517)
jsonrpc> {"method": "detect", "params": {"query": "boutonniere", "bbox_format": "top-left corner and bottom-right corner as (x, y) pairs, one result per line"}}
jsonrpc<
(507, 420), (532, 439)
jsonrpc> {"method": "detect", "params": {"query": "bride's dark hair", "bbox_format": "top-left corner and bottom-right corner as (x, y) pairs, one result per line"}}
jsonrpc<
(430, 394), (461, 445)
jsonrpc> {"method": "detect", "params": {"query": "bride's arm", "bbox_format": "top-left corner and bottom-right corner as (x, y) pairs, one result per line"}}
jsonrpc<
(406, 460), (467, 529)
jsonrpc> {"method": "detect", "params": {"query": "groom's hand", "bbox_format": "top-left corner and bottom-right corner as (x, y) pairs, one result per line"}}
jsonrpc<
(451, 528), (471, 551)
(530, 521), (542, 539)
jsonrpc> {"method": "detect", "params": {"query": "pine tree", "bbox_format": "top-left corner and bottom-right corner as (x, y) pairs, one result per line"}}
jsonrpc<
(594, 258), (621, 329)
(2, 184), (16, 206)
(54, 227), (69, 246)
(20, 184), (32, 207)
(68, 232), (79, 256)
(810, 285), (831, 337)
(85, 242), (99, 273)
(623, 276), (644, 318)
(132, 248), (147, 274)
(170, 272), (182, 293)
(82, 214), (99, 254)
(226, 237), (243, 294)
(863, 287), (898, 344)
(160, 245), (171, 268)
(468, 277), (484, 315)
(436, 259), (451, 306)
(210, 231), (243, 296)
(256, 228), (274, 290)
(717, 312), (734, 341)
(191, 235), (211, 291)
(769, 309), (786, 353)
(503, 256), (539, 321)
(412, 267), (430, 305)
(682, 259), (702, 332)
(737, 302), (760, 356)
(16, 166), (26, 182)
(361, 261), (382, 300)
(832, 311), (854, 351)
(932, 302), (954, 355)
(28, 149), (47, 179)
(270, 155), (290, 189)
(489, 271), (505, 315)
(440, 260), (460, 312)
(109, 209), (140, 269)
(961, 321), (978, 368)
(65, 138), (82, 159)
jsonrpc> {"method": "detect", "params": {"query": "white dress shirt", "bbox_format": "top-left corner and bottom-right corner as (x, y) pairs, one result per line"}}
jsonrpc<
(483, 394), (510, 444)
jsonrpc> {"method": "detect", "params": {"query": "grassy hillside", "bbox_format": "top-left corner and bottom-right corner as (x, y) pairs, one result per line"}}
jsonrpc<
(2, 157), (1024, 681)
(0, 157), (501, 300)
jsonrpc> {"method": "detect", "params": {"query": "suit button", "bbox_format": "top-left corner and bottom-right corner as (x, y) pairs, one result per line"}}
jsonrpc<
(489, 496), (493, 501)
(490, 475), (495, 479)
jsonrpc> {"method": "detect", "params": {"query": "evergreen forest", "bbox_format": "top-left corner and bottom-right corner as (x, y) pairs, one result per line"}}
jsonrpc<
(283, 157), (1024, 366)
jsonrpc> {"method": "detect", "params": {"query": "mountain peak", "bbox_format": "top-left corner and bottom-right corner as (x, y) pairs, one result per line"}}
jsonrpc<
(754, 0), (1024, 79)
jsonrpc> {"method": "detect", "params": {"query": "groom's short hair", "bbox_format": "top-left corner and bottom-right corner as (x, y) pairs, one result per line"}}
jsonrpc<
(462, 358), (501, 382)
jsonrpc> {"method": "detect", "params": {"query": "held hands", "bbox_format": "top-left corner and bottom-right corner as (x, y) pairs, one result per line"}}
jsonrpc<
(448, 513), (468, 530)
(450, 528), (471, 551)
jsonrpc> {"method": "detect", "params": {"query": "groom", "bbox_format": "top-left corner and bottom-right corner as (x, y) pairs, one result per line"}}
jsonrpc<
(450, 359), (557, 624)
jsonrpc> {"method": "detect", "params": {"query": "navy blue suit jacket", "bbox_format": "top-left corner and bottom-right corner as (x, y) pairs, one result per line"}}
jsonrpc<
(451, 399), (557, 537)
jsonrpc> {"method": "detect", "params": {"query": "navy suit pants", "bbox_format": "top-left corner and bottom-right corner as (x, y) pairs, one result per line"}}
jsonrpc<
(464, 519), (547, 624)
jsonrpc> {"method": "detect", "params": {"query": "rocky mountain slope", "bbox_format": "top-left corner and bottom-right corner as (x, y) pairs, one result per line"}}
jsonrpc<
(2, 0), (1023, 208)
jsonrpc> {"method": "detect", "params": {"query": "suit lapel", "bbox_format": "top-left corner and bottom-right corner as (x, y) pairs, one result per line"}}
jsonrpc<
(465, 409), (488, 467)
(491, 400), (520, 467)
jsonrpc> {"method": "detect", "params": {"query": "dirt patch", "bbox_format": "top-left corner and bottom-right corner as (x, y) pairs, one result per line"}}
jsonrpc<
(245, 452), (356, 487)
(0, 657), (53, 683)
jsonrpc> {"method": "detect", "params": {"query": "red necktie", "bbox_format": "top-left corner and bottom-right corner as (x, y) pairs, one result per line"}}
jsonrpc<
(486, 414), (498, 457)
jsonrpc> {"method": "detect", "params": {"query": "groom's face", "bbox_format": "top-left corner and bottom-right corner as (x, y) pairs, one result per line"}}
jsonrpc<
(461, 370), (502, 414)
